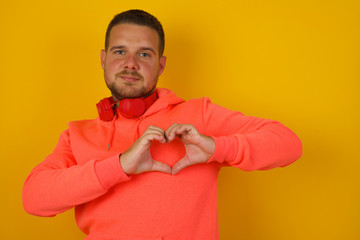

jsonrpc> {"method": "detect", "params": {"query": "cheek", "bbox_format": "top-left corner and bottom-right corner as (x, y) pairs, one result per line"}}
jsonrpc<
(141, 62), (160, 78)
(107, 59), (124, 71)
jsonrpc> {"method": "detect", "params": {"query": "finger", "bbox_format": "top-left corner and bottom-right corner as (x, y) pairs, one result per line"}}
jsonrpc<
(147, 132), (167, 143)
(173, 125), (198, 143)
(151, 160), (172, 174)
(165, 123), (180, 142)
(139, 135), (166, 146)
(142, 126), (166, 143)
(171, 157), (192, 175)
(166, 123), (195, 141)
(145, 125), (166, 137)
(175, 124), (194, 137)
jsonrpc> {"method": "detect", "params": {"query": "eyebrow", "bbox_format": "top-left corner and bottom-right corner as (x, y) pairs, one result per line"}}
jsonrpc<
(109, 45), (156, 55)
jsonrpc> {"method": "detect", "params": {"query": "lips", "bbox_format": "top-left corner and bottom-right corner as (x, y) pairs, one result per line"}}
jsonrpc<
(120, 75), (140, 82)
(116, 71), (143, 82)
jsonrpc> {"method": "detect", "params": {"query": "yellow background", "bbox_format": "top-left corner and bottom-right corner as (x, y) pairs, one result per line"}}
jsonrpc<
(1, 0), (359, 239)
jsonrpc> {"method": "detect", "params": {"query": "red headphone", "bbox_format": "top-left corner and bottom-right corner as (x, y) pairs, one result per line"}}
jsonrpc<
(96, 91), (158, 121)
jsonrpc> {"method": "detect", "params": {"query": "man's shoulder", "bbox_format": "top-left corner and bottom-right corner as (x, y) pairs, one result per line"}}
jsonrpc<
(180, 96), (212, 109)
(68, 118), (100, 132)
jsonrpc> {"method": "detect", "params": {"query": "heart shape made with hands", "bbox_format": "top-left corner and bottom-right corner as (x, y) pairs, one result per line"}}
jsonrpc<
(150, 137), (186, 167)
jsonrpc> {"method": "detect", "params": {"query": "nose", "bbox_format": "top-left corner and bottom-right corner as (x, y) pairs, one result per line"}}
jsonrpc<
(123, 54), (139, 70)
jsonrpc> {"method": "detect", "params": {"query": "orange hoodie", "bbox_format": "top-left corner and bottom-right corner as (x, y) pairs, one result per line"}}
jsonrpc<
(23, 88), (302, 240)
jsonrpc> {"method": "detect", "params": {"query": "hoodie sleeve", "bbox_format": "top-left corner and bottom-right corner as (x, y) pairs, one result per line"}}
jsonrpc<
(22, 130), (130, 217)
(202, 98), (302, 171)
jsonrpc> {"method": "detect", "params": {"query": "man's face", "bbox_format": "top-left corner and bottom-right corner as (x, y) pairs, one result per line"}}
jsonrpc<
(101, 23), (166, 99)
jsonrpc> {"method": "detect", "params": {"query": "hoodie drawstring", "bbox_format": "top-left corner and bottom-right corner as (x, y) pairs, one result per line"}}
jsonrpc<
(106, 114), (117, 151)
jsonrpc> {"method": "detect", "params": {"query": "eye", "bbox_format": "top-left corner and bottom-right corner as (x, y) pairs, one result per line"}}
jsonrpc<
(139, 52), (150, 57)
(115, 50), (125, 55)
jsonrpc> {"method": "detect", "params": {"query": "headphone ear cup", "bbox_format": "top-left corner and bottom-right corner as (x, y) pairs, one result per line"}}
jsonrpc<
(96, 97), (115, 121)
(119, 98), (146, 118)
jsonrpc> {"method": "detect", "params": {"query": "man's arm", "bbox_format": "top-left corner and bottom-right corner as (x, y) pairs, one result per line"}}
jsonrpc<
(201, 97), (302, 171)
(22, 130), (130, 217)
(23, 127), (173, 217)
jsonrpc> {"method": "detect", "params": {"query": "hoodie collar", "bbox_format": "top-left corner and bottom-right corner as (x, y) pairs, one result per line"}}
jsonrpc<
(138, 88), (185, 118)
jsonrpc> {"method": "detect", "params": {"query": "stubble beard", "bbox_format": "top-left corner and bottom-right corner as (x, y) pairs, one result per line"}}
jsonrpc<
(108, 81), (147, 99)
(105, 71), (157, 99)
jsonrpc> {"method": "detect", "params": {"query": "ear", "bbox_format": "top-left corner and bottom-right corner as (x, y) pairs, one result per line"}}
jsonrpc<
(100, 49), (106, 70)
(158, 56), (167, 76)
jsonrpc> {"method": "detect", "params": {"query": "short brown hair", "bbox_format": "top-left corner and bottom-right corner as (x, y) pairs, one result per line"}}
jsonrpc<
(105, 9), (165, 56)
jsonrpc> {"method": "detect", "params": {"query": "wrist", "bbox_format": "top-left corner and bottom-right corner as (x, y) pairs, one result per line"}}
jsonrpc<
(119, 153), (130, 175)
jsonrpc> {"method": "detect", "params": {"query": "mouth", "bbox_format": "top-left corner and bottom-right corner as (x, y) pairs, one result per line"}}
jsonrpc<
(119, 75), (140, 82)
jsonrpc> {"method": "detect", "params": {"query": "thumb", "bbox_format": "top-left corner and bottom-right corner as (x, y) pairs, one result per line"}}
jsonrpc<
(151, 160), (172, 174)
(171, 157), (192, 175)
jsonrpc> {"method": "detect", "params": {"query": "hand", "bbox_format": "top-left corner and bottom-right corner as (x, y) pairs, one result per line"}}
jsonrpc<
(165, 123), (215, 175)
(120, 125), (172, 175)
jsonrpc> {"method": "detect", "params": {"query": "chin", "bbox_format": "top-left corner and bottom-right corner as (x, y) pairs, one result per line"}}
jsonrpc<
(111, 87), (148, 99)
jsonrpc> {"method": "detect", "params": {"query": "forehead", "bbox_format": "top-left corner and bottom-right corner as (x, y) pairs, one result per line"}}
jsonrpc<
(108, 23), (160, 51)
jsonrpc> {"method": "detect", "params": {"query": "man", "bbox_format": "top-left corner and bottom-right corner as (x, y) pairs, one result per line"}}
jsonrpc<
(23, 9), (302, 240)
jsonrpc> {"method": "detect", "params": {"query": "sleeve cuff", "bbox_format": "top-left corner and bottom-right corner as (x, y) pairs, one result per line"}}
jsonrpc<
(94, 154), (131, 190)
(207, 135), (239, 164)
